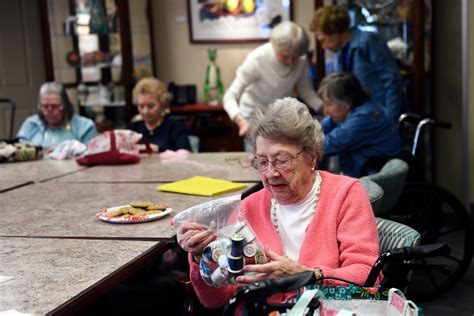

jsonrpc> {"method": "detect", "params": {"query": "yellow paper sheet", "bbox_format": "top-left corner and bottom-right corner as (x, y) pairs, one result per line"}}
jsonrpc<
(157, 176), (248, 196)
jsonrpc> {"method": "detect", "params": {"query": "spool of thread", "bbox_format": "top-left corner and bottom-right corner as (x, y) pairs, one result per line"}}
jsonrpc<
(202, 244), (214, 263)
(227, 255), (245, 273)
(199, 259), (214, 286)
(230, 233), (245, 257)
(244, 256), (256, 265)
(199, 259), (212, 276)
(243, 243), (257, 257)
(236, 224), (256, 244)
(210, 267), (228, 286)
(255, 249), (267, 264)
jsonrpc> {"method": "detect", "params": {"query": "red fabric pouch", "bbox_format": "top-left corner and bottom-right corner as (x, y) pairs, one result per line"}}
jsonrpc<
(76, 130), (146, 166)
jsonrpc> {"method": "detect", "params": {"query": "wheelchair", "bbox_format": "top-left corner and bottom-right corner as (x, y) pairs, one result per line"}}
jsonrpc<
(363, 113), (473, 300)
(223, 242), (450, 316)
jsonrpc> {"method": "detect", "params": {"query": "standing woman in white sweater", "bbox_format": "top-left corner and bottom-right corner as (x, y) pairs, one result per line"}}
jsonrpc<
(223, 21), (323, 144)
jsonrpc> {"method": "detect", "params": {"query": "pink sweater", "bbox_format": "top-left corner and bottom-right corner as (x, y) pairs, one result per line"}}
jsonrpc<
(188, 171), (380, 309)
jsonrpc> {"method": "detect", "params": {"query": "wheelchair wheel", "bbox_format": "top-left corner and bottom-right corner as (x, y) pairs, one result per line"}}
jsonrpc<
(385, 183), (473, 300)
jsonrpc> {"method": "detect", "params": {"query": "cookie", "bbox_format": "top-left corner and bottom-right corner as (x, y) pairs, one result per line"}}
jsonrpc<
(146, 204), (167, 211)
(130, 201), (155, 209)
(128, 208), (147, 216)
(118, 206), (138, 214)
(145, 210), (163, 215)
(106, 209), (123, 218)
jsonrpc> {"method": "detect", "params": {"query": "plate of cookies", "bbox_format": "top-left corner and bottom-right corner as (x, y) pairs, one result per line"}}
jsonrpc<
(96, 201), (173, 223)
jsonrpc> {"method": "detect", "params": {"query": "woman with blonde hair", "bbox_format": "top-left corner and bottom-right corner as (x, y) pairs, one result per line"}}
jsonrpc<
(130, 77), (192, 153)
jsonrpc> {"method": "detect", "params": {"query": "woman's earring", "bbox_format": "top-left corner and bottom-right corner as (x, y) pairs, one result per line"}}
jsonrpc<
(161, 108), (171, 117)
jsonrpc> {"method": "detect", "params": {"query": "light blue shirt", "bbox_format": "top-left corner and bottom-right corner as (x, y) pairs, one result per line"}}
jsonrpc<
(17, 114), (97, 149)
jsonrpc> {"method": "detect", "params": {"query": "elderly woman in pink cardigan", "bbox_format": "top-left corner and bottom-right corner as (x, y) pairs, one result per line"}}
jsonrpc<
(177, 97), (379, 309)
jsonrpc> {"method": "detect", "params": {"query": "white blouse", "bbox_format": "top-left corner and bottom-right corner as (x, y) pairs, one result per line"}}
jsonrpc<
(271, 171), (322, 261)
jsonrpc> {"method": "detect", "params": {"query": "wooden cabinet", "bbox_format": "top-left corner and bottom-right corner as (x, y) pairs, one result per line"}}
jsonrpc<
(170, 104), (244, 152)
(40, 0), (154, 131)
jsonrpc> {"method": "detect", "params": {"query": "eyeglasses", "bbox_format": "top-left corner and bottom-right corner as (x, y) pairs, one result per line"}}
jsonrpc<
(251, 149), (304, 171)
(40, 103), (63, 111)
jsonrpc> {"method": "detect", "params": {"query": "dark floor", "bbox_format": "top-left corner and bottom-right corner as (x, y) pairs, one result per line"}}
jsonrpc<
(419, 258), (474, 315)
(420, 204), (474, 315)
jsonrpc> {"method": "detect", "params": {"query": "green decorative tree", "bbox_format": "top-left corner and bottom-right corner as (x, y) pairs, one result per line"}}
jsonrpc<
(204, 49), (224, 105)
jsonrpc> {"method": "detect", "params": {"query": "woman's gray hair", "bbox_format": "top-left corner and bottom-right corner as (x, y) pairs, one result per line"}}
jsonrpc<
(270, 21), (309, 58)
(248, 97), (324, 162)
(317, 72), (370, 109)
(37, 81), (75, 123)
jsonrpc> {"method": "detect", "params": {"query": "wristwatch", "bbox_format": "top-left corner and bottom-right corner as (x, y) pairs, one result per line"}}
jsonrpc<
(315, 268), (324, 283)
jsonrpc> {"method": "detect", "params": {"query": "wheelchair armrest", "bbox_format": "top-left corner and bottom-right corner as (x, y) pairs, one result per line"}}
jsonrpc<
(389, 243), (450, 261)
(364, 243), (450, 287)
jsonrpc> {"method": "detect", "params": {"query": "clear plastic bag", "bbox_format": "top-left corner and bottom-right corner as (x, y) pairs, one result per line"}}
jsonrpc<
(172, 195), (268, 287)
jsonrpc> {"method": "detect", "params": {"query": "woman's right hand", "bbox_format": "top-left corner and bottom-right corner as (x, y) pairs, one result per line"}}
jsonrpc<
(234, 114), (249, 137)
(176, 222), (217, 255)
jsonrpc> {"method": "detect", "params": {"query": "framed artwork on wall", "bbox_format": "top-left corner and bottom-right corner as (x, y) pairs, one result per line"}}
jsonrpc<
(187, 0), (292, 43)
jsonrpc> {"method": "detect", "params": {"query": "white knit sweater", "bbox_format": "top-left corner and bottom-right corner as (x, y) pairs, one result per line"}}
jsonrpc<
(223, 43), (322, 120)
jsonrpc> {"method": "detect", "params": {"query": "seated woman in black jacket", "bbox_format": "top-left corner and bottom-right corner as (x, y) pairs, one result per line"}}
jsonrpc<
(130, 77), (192, 153)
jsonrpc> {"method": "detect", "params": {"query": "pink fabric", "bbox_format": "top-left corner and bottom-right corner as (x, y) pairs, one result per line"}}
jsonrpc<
(189, 171), (380, 309)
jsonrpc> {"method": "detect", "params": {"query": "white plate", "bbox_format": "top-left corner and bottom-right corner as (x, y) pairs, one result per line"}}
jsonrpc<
(96, 204), (173, 224)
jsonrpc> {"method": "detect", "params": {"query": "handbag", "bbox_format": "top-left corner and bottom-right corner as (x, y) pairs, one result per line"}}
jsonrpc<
(76, 129), (146, 166)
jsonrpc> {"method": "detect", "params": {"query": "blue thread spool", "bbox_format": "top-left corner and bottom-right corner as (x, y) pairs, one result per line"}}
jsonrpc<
(230, 233), (245, 257)
(227, 255), (245, 273)
(202, 244), (214, 263)
(236, 224), (256, 244)
(199, 259), (212, 276)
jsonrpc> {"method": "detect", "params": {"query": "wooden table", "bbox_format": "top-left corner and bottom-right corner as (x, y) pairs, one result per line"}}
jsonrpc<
(0, 182), (250, 240)
(0, 159), (87, 184)
(52, 152), (260, 183)
(0, 237), (166, 315)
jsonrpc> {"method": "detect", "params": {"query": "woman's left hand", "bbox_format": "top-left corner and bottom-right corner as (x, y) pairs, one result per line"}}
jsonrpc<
(235, 248), (310, 284)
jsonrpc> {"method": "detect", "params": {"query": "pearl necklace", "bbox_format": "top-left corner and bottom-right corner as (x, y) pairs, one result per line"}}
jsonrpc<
(270, 171), (321, 234)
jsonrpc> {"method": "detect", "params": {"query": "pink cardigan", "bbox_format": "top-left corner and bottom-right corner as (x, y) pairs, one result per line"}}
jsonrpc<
(188, 171), (380, 309)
